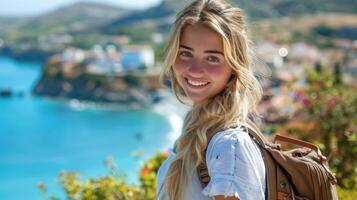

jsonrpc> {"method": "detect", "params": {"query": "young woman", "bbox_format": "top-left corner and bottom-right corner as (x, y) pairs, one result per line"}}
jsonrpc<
(157, 0), (266, 199)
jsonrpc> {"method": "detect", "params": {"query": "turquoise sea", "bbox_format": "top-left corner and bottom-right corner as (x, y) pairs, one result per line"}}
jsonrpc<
(0, 56), (182, 200)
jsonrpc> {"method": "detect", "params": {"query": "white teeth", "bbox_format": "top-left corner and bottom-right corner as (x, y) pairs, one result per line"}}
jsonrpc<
(187, 79), (209, 86)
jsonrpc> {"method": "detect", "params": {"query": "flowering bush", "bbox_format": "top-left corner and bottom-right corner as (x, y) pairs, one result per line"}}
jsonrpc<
(38, 152), (169, 200)
(39, 171), (144, 200)
(138, 151), (169, 199)
(39, 139), (355, 199)
(277, 67), (357, 189)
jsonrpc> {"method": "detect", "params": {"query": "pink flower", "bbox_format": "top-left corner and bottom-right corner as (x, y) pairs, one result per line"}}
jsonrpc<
(302, 98), (312, 107)
(294, 91), (304, 99)
(327, 96), (338, 110)
(312, 82), (322, 89)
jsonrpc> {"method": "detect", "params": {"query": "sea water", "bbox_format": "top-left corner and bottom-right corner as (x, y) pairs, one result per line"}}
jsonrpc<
(0, 56), (183, 200)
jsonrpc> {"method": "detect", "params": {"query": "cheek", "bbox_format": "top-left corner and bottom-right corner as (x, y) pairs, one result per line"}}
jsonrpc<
(206, 65), (232, 81)
(173, 59), (187, 86)
(173, 58), (187, 75)
(205, 66), (223, 75)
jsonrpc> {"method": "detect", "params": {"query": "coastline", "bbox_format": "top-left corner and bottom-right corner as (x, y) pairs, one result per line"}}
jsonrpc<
(0, 46), (57, 63)
(153, 94), (189, 151)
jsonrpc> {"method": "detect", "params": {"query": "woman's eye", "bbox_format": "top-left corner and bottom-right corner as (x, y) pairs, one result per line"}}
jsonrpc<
(207, 56), (220, 63)
(179, 51), (192, 57)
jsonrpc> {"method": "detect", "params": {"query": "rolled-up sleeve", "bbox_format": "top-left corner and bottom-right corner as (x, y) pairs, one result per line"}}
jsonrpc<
(202, 129), (266, 200)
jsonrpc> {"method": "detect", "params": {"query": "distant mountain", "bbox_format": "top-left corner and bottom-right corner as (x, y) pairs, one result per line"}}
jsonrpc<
(2, 0), (355, 40)
(1, 0), (356, 47)
(0, 17), (21, 35)
(229, 0), (357, 19)
(99, 0), (181, 34)
(99, 0), (357, 34)
(100, 0), (185, 34)
(0, 17), (20, 25)
(0, 2), (134, 39)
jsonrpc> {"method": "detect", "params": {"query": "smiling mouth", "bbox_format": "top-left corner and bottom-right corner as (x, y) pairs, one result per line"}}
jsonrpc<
(184, 77), (210, 89)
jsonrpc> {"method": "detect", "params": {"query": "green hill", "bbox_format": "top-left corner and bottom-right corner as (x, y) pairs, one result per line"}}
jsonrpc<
(99, 0), (357, 35)
(1, 0), (356, 41)
(0, 0), (356, 61)
(0, 2), (133, 41)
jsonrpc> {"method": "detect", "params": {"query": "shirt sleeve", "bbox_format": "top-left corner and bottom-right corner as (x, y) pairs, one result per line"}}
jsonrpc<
(156, 150), (176, 199)
(201, 128), (266, 199)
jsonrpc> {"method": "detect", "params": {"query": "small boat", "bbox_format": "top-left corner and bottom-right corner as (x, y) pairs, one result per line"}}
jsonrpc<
(0, 88), (12, 97)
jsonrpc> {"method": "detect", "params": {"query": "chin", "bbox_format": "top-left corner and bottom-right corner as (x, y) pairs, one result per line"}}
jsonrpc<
(188, 95), (208, 104)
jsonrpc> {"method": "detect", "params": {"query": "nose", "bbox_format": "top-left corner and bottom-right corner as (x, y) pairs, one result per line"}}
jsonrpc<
(187, 59), (204, 76)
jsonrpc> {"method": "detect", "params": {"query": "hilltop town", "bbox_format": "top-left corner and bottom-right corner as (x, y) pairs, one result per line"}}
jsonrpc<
(0, 0), (356, 112)
(32, 38), (168, 107)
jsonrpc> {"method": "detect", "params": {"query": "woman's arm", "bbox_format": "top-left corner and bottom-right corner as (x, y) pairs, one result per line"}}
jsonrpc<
(214, 195), (240, 200)
(205, 130), (265, 200)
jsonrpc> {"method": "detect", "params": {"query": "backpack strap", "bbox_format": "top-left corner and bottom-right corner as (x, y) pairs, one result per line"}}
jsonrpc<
(243, 126), (269, 147)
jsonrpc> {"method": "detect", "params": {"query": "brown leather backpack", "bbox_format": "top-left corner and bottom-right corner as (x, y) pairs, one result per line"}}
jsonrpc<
(197, 127), (338, 200)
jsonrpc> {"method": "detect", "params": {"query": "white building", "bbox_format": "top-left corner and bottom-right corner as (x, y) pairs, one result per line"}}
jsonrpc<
(38, 34), (72, 50)
(121, 45), (155, 70)
(289, 42), (320, 62)
(87, 44), (122, 75)
(60, 48), (85, 63)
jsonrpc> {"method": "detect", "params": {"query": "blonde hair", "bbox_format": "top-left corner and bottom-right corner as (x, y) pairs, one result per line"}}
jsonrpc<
(159, 0), (264, 199)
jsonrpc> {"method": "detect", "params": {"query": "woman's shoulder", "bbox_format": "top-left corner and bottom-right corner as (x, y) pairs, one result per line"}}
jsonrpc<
(207, 126), (251, 150)
(203, 126), (266, 199)
(205, 125), (263, 163)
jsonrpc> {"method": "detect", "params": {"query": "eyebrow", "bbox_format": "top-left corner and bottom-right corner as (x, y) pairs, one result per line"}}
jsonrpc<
(179, 45), (224, 55)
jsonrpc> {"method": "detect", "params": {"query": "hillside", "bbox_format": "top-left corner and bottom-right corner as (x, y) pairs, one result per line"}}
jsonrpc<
(99, 0), (357, 34)
(229, 0), (357, 19)
(1, 0), (356, 41)
(0, 17), (22, 36)
(0, 0), (356, 62)
(250, 13), (357, 42)
(0, 2), (133, 40)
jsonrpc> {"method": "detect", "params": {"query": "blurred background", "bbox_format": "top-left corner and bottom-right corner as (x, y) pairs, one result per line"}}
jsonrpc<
(0, 0), (356, 199)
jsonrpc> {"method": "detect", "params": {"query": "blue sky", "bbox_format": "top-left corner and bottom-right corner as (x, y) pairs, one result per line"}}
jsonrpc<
(0, 0), (163, 17)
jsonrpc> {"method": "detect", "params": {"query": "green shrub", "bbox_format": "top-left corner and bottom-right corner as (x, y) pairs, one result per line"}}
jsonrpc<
(138, 151), (169, 199)
(39, 153), (169, 200)
(280, 66), (356, 189)
(336, 185), (357, 200)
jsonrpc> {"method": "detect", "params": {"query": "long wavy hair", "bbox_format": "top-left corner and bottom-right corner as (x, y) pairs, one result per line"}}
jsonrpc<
(159, 0), (264, 199)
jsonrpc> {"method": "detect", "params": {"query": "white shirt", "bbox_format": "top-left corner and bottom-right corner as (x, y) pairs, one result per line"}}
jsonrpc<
(156, 126), (266, 200)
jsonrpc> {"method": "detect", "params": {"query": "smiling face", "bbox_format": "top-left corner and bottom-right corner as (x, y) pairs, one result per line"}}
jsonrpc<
(173, 23), (233, 104)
